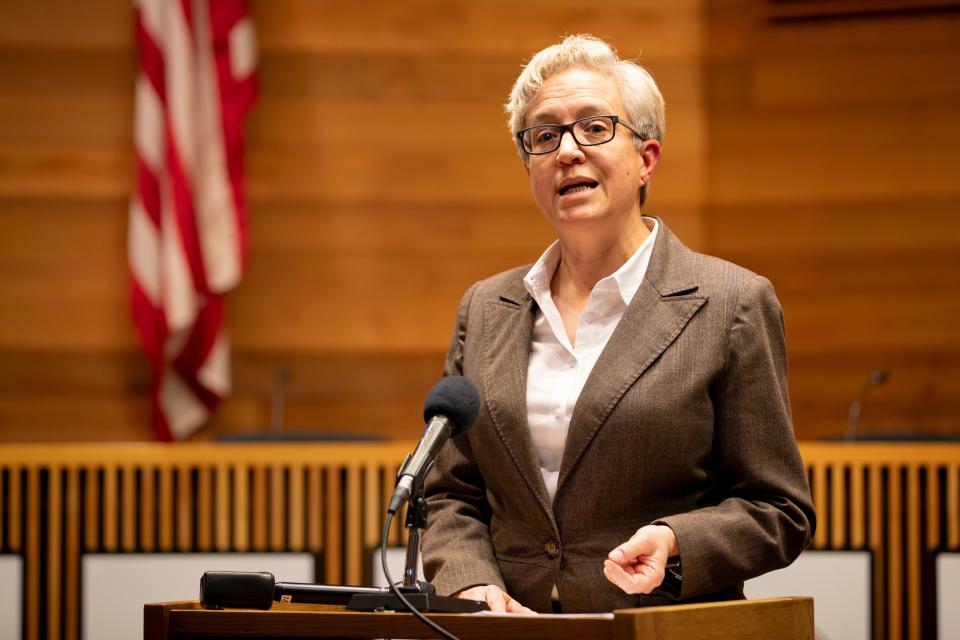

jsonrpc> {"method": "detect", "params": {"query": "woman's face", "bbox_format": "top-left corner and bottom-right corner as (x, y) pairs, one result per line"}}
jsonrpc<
(523, 68), (658, 238)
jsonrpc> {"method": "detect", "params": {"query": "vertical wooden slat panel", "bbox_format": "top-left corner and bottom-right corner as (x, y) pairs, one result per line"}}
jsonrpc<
(346, 463), (362, 585)
(831, 463), (847, 548)
(868, 463), (885, 640)
(83, 466), (98, 551)
(102, 463), (118, 551)
(177, 464), (192, 551)
(216, 464), (230, 551)
(288, 463), (305, 551)
(926, 464), (939, 550)
(383, 463), (400, 546)
(888, 464), (902, 640)
(25, 466), (39, 640)
(907, 464), (920, 640)
(949, 464), (960, 548)
(47, 465), (62, 640)
(141, 466), (156, 551)
(233, 464), (250, 552)
(0, 467), (4, 550)
(252, 465), (268, 551)
(270, 464), (285, 551)
(158, 465), (174, 551)
(812, 462), (828, 549)
(121, 464), (136, 552)
(364, 463), (381, 550)
(8, 466), (21, 551)
(325, 465), (343, 584)
(307, 465), (323, 552)
(63, 466), (80, 640)
(197, 466), (213, 551)
(64, 466), (80, 640)
(850, 462), (865, 549)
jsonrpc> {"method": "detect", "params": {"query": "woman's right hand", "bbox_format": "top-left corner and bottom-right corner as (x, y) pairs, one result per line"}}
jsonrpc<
(454, 584), (536, 613)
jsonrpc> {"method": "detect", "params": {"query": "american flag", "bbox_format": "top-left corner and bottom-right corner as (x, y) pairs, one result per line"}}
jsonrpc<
(128, 0), (257, 440)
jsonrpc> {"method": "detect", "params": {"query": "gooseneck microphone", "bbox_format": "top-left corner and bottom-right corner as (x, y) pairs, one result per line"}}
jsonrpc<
(846, 369), (889, 441)
(387, 376), (480, 514)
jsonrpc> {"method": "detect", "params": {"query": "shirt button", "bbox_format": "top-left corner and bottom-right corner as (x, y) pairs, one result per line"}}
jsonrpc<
(544, 539), (560, 559)
(552, 407), (563, 419)
(584, 312), (595, 322)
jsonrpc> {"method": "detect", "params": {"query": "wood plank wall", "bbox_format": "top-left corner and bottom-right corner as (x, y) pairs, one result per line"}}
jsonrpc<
(0, 0), (957, 442)
(703, 1), (960, 439)
(0, 0), (707, 441)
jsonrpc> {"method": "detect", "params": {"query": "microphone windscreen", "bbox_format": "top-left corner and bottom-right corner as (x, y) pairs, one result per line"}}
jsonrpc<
(422, 376), (480, 436)
(200, 571), (275, 610)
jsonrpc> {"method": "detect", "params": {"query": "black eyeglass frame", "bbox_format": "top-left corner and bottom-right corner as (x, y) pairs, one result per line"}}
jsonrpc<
(516, 115), (645, 155)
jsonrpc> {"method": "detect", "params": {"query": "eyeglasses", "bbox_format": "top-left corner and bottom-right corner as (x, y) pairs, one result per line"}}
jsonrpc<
(516, 115), (644, 155)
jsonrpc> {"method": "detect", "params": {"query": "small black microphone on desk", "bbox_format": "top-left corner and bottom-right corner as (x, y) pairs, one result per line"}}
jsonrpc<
(846, 369), (888, 441)
(388, 376), (480, 514)
(200, 571), (390, 610)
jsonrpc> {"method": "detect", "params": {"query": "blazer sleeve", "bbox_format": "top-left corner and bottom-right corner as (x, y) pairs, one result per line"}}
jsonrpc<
(421, 283), (508, 596)
(655, 275), (816, 600)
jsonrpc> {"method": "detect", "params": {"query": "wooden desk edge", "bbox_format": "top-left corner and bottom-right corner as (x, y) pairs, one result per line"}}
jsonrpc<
(145, 596), (813, 640)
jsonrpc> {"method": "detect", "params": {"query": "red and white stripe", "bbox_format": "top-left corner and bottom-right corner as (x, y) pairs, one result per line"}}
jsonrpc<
(129, 0), (256, 440)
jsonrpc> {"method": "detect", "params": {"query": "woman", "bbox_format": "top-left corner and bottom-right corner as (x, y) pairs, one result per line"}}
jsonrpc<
(422, 34), (815, 614)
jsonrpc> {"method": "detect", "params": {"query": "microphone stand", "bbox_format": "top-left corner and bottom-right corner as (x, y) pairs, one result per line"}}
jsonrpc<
(346, 471), (485, 613)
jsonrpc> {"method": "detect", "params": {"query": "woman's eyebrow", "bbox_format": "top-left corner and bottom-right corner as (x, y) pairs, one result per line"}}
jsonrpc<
(527, 104), (610, 125)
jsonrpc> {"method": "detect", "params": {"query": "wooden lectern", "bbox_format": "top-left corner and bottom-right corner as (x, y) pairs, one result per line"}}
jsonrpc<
(144, 596), (812, 639)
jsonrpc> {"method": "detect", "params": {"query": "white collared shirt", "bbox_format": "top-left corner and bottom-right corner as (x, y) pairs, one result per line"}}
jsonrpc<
(522, 217), (659, 502)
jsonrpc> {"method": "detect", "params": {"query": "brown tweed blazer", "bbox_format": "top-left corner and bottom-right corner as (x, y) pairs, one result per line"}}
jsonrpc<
(422, 220), (815, 613)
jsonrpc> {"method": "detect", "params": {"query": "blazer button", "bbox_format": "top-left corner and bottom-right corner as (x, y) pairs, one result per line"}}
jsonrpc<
(544, 539), (560, 559)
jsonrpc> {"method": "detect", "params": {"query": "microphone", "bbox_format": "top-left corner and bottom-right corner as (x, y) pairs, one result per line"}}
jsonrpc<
(387, 376), (480, 514)
(200, 571), (390, 609)
(845, 369), (888, 441)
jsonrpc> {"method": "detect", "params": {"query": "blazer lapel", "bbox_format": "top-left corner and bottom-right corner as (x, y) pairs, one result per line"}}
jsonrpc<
(556, 223), (707, 495)
(480, 280), (556, 522)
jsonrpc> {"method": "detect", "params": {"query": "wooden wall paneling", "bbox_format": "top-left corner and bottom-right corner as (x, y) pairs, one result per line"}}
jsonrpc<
(363, 464), (380, 551)
(26, 466), (39, 640)
(703, 2), (960, 442)
(324, 465), (343, 584)
(850, 461), (864, 548)
(102, 463), (118, 551)
(949, 464), (960, 548)
(287, 463), (304, 551)
(141, 464), (156, 551)
(158, 465), (173, 551)
(811, 462), (827, 548)
(269, 464), (285, 552)
(906, 464), (920, 640)
(830, 464), (846, 548)
(345, 463), (362, 585)
(887, 465), (902, 640)
(176, 464), (192, 551)
(47, 464), (62, 640)
(121, 463), (136, 552)
(64, 466), (80, 640)
(868, 463), (885, 640)
(197, 466), (213, 552)
(306, 464), (323, 553)
(215, 463), (230, 551)
(233, 464), (250, 552)
(5, 465), (18, 550)
(925, 464), (939, 550)
(251, 465), (267, 551)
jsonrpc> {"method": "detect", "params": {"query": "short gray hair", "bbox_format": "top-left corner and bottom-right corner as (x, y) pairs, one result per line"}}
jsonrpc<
(505, 34), (665, 163)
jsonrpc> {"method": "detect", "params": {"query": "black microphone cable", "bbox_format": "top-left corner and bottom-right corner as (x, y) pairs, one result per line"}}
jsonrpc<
(379, 510), (464, 640)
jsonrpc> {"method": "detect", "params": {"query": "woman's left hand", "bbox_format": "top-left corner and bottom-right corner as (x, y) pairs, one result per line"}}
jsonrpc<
(603, 524), (678, 595)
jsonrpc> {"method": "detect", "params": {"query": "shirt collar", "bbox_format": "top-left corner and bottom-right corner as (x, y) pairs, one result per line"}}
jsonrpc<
(523, 217), (660, 307)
